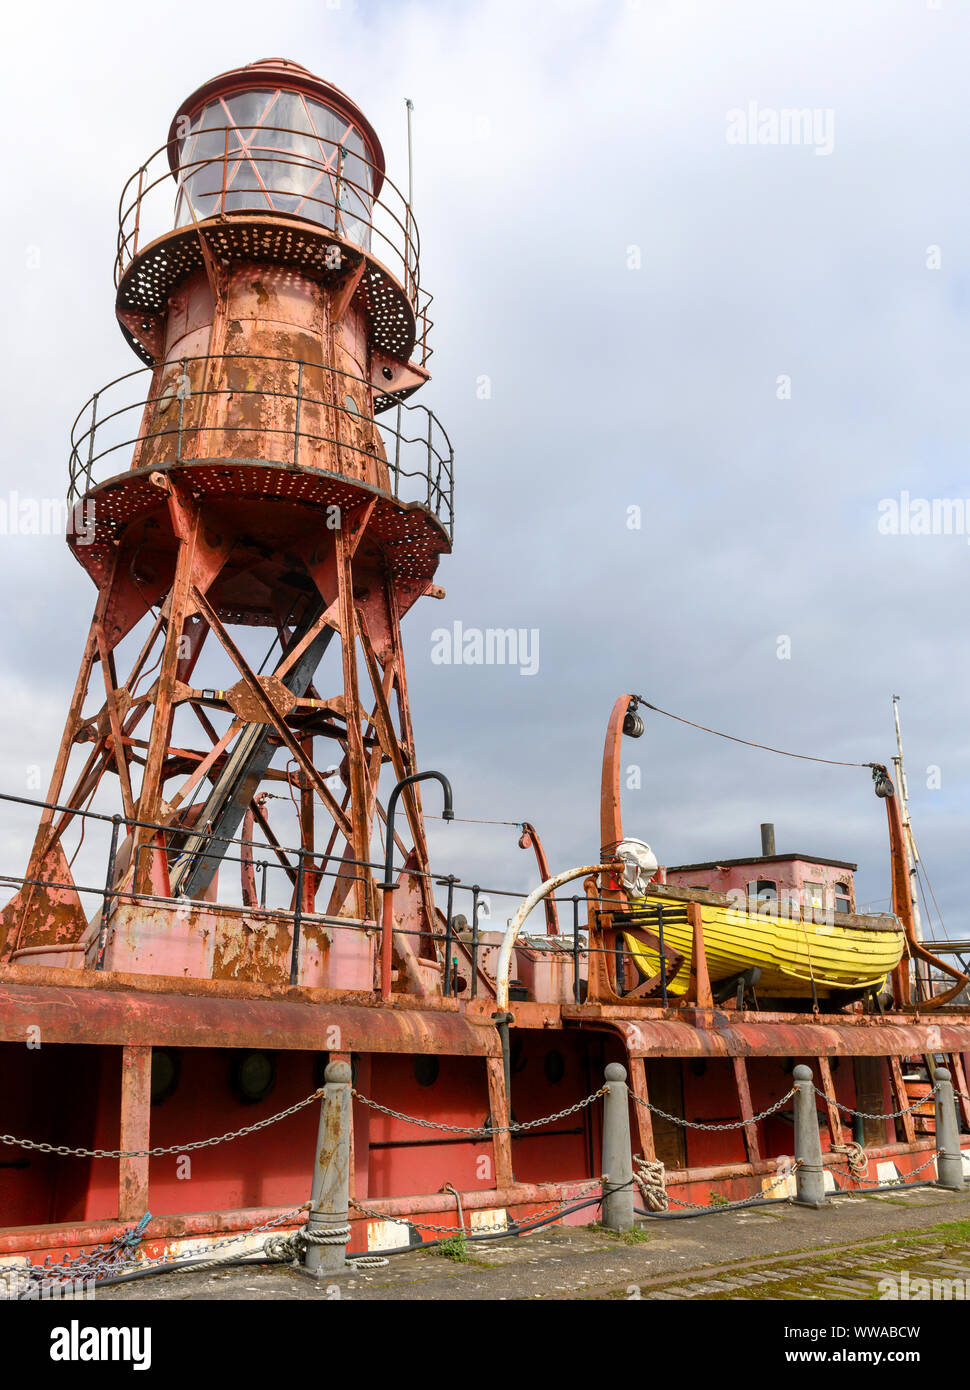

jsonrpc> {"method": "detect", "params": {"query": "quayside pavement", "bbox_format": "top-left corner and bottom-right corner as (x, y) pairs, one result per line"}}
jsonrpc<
(95, 1185), (970, 1301)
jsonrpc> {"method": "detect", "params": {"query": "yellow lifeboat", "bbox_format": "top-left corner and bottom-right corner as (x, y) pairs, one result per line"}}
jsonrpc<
(623, 892), (905, 999)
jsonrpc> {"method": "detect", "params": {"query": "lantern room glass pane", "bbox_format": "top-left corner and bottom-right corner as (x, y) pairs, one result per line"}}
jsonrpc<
(175, 88), (374, 249)
(227, 89), (280, 142)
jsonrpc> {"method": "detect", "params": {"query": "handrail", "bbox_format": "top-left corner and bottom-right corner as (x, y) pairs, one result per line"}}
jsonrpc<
(66, 353), (454, 538)
(115, 126), (421, 311)
(380, 771), (454, 999)
(0, 789), (617, 910)
(0, 787), (600, 994)
(4, 781), (937, 1010)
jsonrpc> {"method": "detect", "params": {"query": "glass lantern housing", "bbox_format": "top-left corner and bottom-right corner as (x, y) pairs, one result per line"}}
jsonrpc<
(175, 86), (375, 249)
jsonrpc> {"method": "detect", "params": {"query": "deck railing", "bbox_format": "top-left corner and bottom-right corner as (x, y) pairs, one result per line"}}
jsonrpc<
(67, 355), (454, 538)
(116, 127), (422, 316)
(0, 790), (594, 998)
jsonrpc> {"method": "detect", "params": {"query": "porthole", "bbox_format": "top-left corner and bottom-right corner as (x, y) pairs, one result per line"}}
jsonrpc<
(230, 1051), (277, 1105)
(150, 1048), (180, 1106)
(344, 394), (359, 416)
(413, 1056), (439, 1088)
(544, 1049), (565, 1084)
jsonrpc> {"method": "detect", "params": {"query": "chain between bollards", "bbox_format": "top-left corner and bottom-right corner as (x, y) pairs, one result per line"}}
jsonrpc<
(295, 1059), (963, 1275)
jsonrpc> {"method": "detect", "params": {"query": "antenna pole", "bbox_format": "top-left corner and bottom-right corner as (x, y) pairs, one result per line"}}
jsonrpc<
(405, 98), (414, 208)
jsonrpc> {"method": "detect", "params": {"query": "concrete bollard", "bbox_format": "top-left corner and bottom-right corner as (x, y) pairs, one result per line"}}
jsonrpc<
(601, 1062), (635, 1232)
(933, 1067), (965, 1191)
(304, 1059), (353, 1276)
(793, 1064), (827, 1208)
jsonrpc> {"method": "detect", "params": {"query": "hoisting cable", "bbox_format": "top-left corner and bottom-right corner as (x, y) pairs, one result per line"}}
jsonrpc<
(631, 696), (876, 769)
(914, 845), (948, 938)
(425, 814), (522, 828)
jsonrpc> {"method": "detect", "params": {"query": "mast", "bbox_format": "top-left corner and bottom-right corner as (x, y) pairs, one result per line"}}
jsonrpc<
(892, 694), (930, 998)
(891, 695), (924, 943)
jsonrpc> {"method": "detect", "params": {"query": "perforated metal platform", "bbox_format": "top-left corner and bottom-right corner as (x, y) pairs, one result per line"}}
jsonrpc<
(68, 458), (450, 623)
(116, 215), (417, 375)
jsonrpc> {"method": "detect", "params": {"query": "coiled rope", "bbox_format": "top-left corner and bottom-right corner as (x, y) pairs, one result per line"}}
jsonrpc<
(632, 1155), (668, 1212)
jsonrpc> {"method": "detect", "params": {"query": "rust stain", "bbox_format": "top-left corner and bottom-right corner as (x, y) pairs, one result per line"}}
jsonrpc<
(211, 913), (292, 988)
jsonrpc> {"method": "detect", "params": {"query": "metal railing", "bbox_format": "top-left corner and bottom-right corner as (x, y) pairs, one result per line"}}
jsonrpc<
(3, 784), (932, 1011)
(67, 354), (454, 538)
(116, 126), (421, 314)
(0, 789), (602, 993)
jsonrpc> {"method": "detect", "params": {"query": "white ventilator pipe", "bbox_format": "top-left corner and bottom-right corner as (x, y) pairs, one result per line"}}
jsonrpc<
(494, 863), (615, 1010)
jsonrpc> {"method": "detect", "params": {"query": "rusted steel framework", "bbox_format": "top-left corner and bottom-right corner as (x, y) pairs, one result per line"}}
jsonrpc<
(0, 58), (449, 995)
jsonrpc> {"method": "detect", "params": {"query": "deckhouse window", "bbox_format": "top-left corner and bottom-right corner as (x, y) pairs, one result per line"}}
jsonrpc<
(747, 878), (777, 914)
(804, 880), (824, 908)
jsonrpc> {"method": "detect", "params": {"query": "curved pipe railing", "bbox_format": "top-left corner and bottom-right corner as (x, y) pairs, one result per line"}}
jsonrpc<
(380, 771), (454, 1000)
(115, 127), (421, 311)
(67, 354), (454, 538)
(494, 864), (613, 1010)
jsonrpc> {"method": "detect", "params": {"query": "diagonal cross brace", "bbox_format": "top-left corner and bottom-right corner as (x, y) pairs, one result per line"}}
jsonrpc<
(171, 590), (350, 900)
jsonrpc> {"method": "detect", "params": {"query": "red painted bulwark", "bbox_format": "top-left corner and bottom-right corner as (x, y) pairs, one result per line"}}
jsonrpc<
(0, 974), (501, 1055)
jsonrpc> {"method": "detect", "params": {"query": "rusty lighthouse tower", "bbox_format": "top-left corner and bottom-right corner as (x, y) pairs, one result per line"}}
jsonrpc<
(1, 59), (453, 993)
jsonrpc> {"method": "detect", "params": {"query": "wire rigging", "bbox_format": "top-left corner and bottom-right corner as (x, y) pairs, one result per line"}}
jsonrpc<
(633, 696), (875, 769)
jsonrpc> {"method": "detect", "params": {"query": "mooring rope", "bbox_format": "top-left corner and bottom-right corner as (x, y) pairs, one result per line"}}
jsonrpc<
(832, 1141), (869, 1182)
(632, 1155), (668, 1212)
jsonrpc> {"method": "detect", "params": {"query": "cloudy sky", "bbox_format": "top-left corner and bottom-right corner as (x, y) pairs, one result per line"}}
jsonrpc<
(1, 0), (968, 934)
